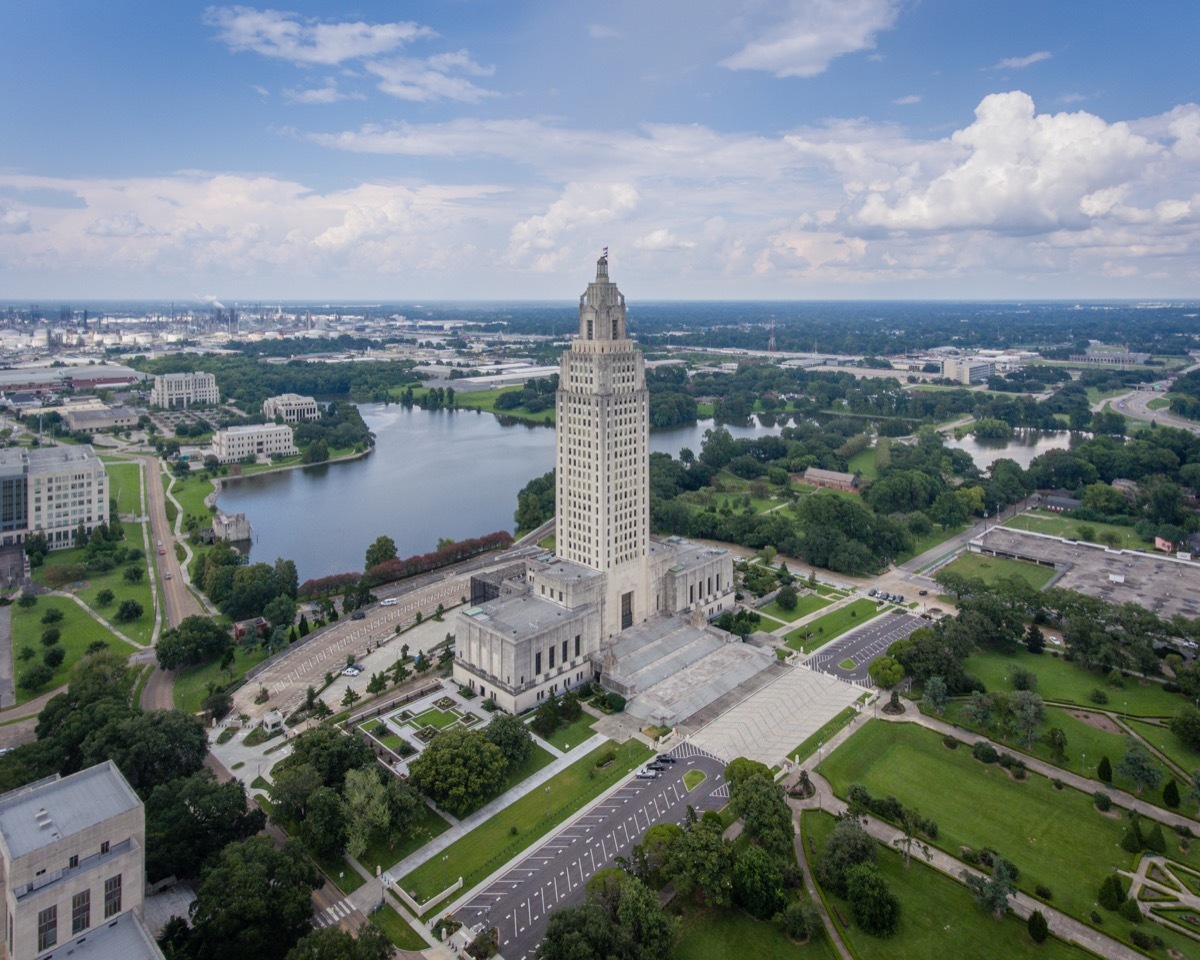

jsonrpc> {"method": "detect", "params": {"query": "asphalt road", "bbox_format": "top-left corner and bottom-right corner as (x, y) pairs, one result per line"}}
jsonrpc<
(805, 611), (925, 683)
(455, 743), (728, 960)
(1115, 390), (1200, 436)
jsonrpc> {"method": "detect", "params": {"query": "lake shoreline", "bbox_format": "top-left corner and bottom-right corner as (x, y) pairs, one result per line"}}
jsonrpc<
(206, 446), (372, 510)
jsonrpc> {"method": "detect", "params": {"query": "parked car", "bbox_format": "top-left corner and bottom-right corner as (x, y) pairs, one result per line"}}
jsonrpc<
(868, 587), (877, 597)
(341, 667), (361, 678)
(919, 589), (928, 596)
(381, 598), (398, 606)
(351, 610), (366, 620)
(635, 770), (660, 780)
(646, 762), (665, 771)
(656, 755), (678, 764)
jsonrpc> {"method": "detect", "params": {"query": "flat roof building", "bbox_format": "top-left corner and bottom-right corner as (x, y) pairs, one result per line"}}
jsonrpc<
(0, 446), (109, 549)
(0, 761), (161, 959)
(212, 424), (298, 464)
(262, 394), (319, 423)
(149, 373), (218, 410)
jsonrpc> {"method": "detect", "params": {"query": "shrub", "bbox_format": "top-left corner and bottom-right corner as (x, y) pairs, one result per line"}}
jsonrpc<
(1034, 884), (1054, 901)
(1090, 911), (1103, 925)
(604, 692), (626, 713)
(1089, 688), (1109, 705)
(1118, 899), (1142, 923)
(40, 628), (60, 646)
(1051, 778), (1063, 790)
(1129, 929), (1164, 950)
(17, 594), (36, 609)
(1174, 823), (1195, 839)
(1097, 756), (1113, 783)
(1093, 791), (1112, 812)
(1144, 822), (1167, 855)
(17, 646), (34, 662)
(40, 608), (63, 624)
(1163, 779), (1181, 808)
(18, 663), (52, 691)
(1097, 874), (1126, 911)
(1107, 668), (1124, 688)
(972, 741), (999, 764)
(1028, 909), (1049, 944)
(782, 900), (824, 941)
(942, 735), (959, 749)
(594, 750), (617, 768)
(961, 848), (980, 865)
(42, 646), (65, 669)
(1120, 821), (1143, 854)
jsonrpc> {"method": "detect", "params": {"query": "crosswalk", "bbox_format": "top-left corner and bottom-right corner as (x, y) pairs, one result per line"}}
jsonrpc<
(314, 898), (355, 929)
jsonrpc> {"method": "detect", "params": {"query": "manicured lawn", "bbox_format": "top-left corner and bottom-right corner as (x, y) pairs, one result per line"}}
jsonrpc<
(820, 721), (1177, 934)
(964, 647), (1184, 718)
(371, 903), (428, 950)
(895, 523), (969, 565)
(399, 739), (652, 909)
(1127, 717), (1200, 779)
(783, 599), (883, 652)
(164, 472), (216, 527)
(937, 552), (1056, 589)
(411, 706), (461, 729)
(1004, 513), (1148, 550)
(34, 544), (156, 646)
(10, 596), (136, 702)
(538, 712), (599, 753)
(846, 446), (879, 480)
(673, 903), (838, 960)
(412, 386), (557, 425)
(105, 461), (144, 516)
(760, 593), (830, 623)
(174, 643), (269, 713)
(838, 658), (855, 670)
(790, 706), (858, 764)
(489, 745), (557, 809)
(683, 769), (708, 791)
(804, 811), (1095, 960)
(359, 803), (451, 877)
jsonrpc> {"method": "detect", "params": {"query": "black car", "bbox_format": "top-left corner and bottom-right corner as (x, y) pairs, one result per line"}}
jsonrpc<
(646, 762), (665, 771)
(351, 610), (366, 620)
(656, 755), (678, 764)
(919, 589), (929, 596)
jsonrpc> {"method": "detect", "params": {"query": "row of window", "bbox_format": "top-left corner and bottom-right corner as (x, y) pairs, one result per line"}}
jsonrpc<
(34, 875), (120, 951)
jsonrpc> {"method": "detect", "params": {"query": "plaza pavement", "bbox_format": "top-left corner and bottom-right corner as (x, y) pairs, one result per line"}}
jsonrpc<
(689, 664), (863, 766)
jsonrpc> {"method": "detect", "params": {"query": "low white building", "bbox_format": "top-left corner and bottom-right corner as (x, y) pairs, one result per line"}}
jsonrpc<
(262, 393), (319, 423)
(212, 424), (298, 463)
(942, 357), (996, 384)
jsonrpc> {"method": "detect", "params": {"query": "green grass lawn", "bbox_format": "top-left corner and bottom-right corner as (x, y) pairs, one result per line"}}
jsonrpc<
(399, 739), (652, 909)
(409, 386), (557, 425)
(1085, 386), (1128, 405)
(174, 643), (269, 713)
(371, 903), (429, 951)
(1003, 512), (1149, 550)
(10, 596), (137, 703)
(846, 446), (879, 480)
(673, 903), (839, 960)
(783, 599), (883, 652)
(34, 544), (156, 646)
(964, 647), (1184, 718)
(1127, 717), (1200, 780)
(538, 712), (599, 753)
(760, 593), (831, 623)
(683, 769), (708, 791)
(803, 811), (1094, 960)
(895, 523), (970, 565)
(105, 461), (144, 516)
(819, 721), (1198, 944)
(359, 803), (451, 877)
(790, 706), (858, 764)
(937, 552), (1056, 589)
(410, 706), (461, 729)
(164, 472), (216, 527)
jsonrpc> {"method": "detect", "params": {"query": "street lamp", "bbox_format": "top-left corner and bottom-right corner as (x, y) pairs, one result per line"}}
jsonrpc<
(1082, 752), (1086, 777)
(442, 854), (448, 892)
(545, 785), (551, 820)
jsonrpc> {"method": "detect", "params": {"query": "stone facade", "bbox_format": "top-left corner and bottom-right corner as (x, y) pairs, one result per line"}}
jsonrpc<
(149, 372), (218, 409)
(0, 445), (109, 549)
(212, 424), (298, 463)
(262, 393), (319, 423)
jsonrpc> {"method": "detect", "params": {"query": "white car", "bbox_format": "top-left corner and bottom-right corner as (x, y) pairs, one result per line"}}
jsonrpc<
(341, 667), (361, 678)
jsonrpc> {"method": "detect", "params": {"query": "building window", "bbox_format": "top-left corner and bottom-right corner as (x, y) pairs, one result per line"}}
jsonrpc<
(549, 645), (555, 669)
(575, 635), (581, 658)
(68, 854), (78, 869)
(104, 874), (122, 918)
(562, 640), (568, 662)
(72, 890), (90, 935)
(37, 905), (57, 951)
(535, 652), (542, 675)
(100, 840), (110, 855)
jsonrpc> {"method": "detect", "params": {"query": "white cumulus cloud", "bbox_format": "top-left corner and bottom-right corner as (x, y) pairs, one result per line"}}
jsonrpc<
(365, 52), (496, 103)
(0, 208), (31, 235)
(205, 6), (431, 65)
(720, 0), (901, 78)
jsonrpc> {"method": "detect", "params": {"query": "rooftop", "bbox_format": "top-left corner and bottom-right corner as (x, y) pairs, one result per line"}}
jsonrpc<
(0, 761), (140, 860)
(465, 592), (591, 638)
(39, 910), (163, 960)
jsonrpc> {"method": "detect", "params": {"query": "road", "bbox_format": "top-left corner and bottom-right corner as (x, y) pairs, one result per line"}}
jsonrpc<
(1114, 390), (1200, 435)
(454, 744), (727, 960)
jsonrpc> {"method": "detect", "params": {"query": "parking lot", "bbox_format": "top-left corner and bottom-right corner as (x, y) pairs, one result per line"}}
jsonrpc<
(805, 612), (925, 684)
(453, 743), (727, 960)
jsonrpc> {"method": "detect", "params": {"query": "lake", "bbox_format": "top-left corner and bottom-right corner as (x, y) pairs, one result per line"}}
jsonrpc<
(944, 428), (1078, 470)
(217, 405), (785, 582)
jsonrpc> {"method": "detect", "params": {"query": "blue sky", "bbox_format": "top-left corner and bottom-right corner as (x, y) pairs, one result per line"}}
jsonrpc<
(2, 1), (1199, 301)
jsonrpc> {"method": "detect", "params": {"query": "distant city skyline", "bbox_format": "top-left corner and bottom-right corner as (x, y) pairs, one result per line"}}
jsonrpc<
(2, 1), (1198, 301)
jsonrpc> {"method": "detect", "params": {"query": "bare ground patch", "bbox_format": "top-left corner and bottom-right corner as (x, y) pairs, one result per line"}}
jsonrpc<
(1067, 709), (1122, 734)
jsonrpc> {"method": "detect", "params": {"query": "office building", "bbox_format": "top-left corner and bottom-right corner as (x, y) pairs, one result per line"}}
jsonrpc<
(149, 373), (218, 409)
(212, 424), (298, 464)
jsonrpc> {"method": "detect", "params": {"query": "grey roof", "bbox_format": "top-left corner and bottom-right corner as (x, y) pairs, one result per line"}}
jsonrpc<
(0, 444), (100, 472)
(466, 593), (591, 638)
(0, 761), (140, 860)
(804, 467), (857, 484)
(36, 910), (163, 960)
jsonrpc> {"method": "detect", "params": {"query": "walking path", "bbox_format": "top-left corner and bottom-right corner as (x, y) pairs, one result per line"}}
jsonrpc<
(787, 763), (1147, 960)
(879, 708), (1200, 834)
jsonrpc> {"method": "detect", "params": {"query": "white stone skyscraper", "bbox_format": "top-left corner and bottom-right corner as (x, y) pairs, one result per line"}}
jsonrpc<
(555, 253), (650, 638)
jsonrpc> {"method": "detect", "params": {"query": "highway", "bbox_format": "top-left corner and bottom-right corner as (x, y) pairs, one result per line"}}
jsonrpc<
(1113, 390), (1200, 436)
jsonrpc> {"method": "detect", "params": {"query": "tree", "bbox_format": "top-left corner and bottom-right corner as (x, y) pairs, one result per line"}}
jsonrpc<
(270, 762), (323, 823)
(343, 768), (390, 863)
(43, 646), (65, 669)
(145, 769), (265, 882)
(114, 599), (144, 622)
(846, 863), (901, 937)
(284, 925), (393, 960)
(729, 770), (793, 860)
(366, 672), (387, 695)
(1028, 909), (1049, 944)
(531, 690), (562, 738)
(539, 870), (674, 960)
(1010, 690), (1045, 747)
(285, 726), (375, 791)
(923, 676), (948, 715)
(1045, 727), (1068, 763)
(123, 565), (145, 583)
(96, 588), (114, 607)
(81, 709), (208, 795)
(485, 713), (533, 771)
(1024, 622), (1045, 655)
(782, 899), (825, 942)
(341, 686), (360, 708)
(1116, 741), (1163, 795)
(264, 594), (298, 632)
(186, 837), (320, 960)
(1169, 704), (1200, 751)
(1164, 778), (1181, 809)
(364, 535), (398, 570)
(816, 815), (876, 897)
(962, 857), (1016, 919)
(667, 817), (733, 907)
(868, 656), (904, 689)
(408, 728), (508, 818)
(1097, 755), (1113, 784)
(733, 845), (785, 919)
(301, 787), (348, 861)
(155, 616), (232, 670)
(776, 583), (798, 612)
(18, 663), (53, 692)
